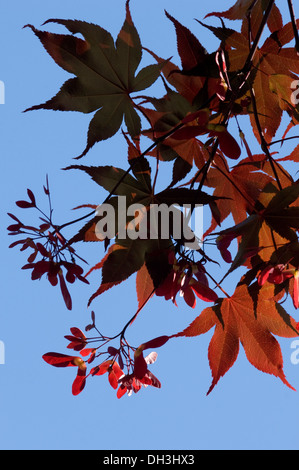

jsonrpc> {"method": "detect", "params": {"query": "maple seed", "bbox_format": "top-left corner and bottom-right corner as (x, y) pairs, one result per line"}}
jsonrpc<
(10, 0), (299, 400)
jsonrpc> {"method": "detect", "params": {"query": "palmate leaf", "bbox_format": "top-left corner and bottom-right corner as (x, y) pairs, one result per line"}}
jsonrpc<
(66, 164), (151, 203)
(203, 153), (274, 237)
(164, 10), (208, 72)
(216, 182), (299, 276)
(173, 283), (298, 395)
(66, 159), (211, 252)
(87, 238), (172, 306)
(24, 0), (164, 158)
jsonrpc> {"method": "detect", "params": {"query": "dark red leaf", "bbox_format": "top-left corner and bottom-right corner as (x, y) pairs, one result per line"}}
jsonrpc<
(165, 10), (207, 71)
(27, 189), (36, 206)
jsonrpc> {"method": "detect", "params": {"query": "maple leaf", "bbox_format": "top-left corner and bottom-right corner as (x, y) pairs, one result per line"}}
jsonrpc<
(144, 11), (225, 113)
(142, 91), (241, 164)
(42, 352), (87, 395)
(216, 182), (299, 275)
(173, 282), (298, 394)
(65, 160), (221, 246)
(66, 164), (152, 204)
(86, 238), (173, 306)
(165, 10), (208, 72)
(24, 0), (164, 158)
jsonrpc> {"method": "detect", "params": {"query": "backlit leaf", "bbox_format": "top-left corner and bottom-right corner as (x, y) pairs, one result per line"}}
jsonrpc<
(24, 1), (163, 158)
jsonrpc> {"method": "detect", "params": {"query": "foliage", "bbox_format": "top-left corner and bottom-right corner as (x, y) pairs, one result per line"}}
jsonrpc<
(8, 0), (299, 398)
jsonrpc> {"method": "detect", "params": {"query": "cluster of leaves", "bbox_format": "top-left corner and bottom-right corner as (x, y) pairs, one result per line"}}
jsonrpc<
(8, 0), (299, 397)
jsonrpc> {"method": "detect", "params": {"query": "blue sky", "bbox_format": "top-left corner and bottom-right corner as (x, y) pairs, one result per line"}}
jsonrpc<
(1, 0), (299, 450)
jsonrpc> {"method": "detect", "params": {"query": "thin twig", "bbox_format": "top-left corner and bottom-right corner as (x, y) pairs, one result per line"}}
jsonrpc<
(287, 0), (299, 53)
(249, 86), (283, 190)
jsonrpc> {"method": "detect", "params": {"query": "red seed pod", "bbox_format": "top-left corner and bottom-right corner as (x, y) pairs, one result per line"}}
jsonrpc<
(133, 350), (148, 380)
(36, 242), (50, 258)
(16, 200), (34, 209)
(7, 223), (22, 232)
(108, 346), (119, 356)
(70, 327), (86, 339)
(27, 189), (36, 206)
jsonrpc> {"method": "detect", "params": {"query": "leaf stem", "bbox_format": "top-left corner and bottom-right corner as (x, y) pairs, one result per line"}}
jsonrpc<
(206, 271), (230, 298)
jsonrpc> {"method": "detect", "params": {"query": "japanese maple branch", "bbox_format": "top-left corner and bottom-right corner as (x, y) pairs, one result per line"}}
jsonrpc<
(242, 0), (275, 74)
(57, 132), (184, 235)
(108, 286), (157, 343)
(245, 0), (259, 45)
(191, 1), (276, 196)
